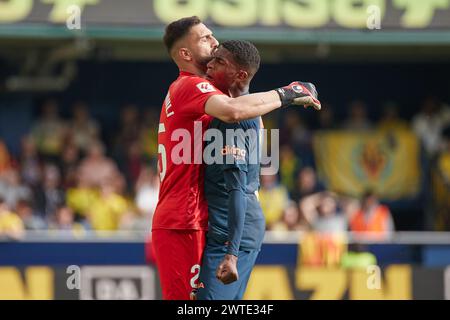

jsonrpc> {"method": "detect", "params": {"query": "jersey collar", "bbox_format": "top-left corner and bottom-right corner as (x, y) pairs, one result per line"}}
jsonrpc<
(179, 71), (197, 77)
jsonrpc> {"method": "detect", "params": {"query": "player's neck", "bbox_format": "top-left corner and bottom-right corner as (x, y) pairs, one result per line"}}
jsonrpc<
(229, 83), (250, 98)
(178, 62), (206, 78)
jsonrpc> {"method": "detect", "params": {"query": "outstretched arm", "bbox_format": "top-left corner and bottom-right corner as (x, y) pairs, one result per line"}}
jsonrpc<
(205, 91), (281, 123)
(205, 82), (321, 123)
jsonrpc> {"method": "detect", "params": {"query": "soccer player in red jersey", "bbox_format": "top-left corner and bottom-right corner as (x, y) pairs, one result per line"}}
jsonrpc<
(152, 16), (321, 300)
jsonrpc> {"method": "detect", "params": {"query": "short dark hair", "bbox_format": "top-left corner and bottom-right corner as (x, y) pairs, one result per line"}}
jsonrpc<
(163, 16), (202, 53)
(221, 40), (261, 76)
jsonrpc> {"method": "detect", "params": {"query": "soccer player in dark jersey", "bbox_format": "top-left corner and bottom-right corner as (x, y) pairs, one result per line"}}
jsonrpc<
(152, 16), (321, 300)
(195, 40), (319, 300)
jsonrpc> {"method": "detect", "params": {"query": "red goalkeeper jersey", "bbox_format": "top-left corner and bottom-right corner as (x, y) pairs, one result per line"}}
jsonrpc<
(152, 71), (223, 231)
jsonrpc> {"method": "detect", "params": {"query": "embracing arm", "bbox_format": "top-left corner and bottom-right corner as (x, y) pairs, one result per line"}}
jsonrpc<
(205, 82), (321, 123)
(205, 91), (281, 123)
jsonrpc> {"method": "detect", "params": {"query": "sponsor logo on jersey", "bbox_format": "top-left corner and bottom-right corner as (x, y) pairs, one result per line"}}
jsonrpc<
(221, 145), (246, 161)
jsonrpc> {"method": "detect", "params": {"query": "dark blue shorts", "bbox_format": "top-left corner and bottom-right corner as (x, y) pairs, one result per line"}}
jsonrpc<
(196, 238), (260, 300)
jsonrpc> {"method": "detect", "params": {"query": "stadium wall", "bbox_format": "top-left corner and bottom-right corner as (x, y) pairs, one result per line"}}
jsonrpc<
(0, 237), (449, 300)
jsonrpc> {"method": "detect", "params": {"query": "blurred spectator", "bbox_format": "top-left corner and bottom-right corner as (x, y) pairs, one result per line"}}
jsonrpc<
(316, 103), (336, 130)
(114, 105), (142, 164)
(291, 166), (324, 202)
(58, 144), (81, 189)
(50, 205), (86, 235)
(259, 174), (289, 229)
(279, 145), (300, 195)
(78, 140), (120, 188)
(35, 163), (65, 220)
(0, 168), (33, 210)
(0, 196), (24, 240)
(140, 109), (160, 161)
(118, 208), (148, 232)
(66, 184), (99, 218)
(412, 97), (450, 156)
(16, 199), (46, 230)
(19, 135), (42, 189)
(0, 139), (11, 175)
(349, 190), (395, 238)
(87, 180), (130, 231)
(31, 99), (67, 160)
(112, 171), (127, 196)
(117, 105), (142, 146)
(300, 192), (347, 233)
(342, 100), (373, 131)
(271, 201), (307, 231)
(377, 101), (409, 132)
(437, 128), (450, 185)
(280, 110), (313, 151)
(67, 102), (100, 153)
(135, 165), (159, 220)
(123, 140), (145, 192)
(434, 130), (450, 230)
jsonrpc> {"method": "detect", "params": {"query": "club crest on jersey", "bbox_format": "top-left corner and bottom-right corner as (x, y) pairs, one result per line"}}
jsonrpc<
(196, 82), (216, 93)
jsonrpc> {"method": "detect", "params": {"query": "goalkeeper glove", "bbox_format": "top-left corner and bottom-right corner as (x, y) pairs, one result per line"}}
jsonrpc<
(275, 82), (321, 110)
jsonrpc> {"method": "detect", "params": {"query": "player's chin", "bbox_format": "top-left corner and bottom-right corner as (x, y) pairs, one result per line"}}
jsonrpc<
(205, 74), (219, 87)
(199, 55), (214, 66)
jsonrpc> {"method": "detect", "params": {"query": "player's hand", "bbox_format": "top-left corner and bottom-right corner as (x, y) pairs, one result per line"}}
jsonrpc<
(293, 82), (321, 110)
(276, 81), (321, 110)
(216, 254), (239, 285)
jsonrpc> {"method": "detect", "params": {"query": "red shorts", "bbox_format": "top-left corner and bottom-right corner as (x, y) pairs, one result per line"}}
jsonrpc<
(152, 229), (206, 300)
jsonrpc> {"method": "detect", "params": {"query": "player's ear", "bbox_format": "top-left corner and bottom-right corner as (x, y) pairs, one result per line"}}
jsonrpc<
(236, 70), (249, 81)
(178, 47), (193, 62)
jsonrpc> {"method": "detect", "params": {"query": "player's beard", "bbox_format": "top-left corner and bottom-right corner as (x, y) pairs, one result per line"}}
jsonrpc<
(194, 54), (214, 74)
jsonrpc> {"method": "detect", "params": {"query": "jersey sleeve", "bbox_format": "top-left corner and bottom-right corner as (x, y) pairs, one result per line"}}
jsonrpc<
(223, 168), (247, 257)
(178, 77), (224, 116)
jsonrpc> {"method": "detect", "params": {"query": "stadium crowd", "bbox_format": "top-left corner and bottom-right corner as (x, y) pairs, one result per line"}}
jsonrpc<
(1, 96), (450, 239)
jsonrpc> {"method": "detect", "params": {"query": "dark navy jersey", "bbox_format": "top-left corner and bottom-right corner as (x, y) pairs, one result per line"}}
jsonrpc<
(204, 117), (265, 254)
